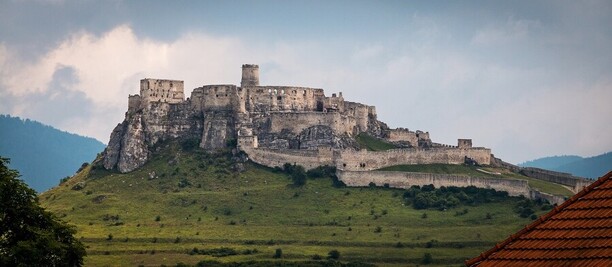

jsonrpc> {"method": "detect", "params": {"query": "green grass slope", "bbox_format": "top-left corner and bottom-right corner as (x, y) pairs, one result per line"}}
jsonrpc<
(42, 141), (552, 267)
(355, 134), (397, 151)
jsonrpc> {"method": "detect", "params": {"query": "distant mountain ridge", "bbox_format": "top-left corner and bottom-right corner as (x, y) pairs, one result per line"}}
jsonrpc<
(0, 114), (106, 192)
(519, 153), (612, 179)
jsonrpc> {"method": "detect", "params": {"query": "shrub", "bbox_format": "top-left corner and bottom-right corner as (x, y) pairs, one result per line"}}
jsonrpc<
(421, 253), (433, 264)
(327, 249), (340, 260)
(106, 234), (113, 241)
(155, 215), (161, 222)
(273, 248), (282, 258)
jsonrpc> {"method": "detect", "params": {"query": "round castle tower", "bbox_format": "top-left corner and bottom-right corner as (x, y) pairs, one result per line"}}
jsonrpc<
(241, 64), (259, 87)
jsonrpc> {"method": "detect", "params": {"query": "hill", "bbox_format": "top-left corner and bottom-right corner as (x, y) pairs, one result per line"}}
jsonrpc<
(518, 155), (583, 170)
(519, 152), (612, 179)
(0, 114), (106, 192)
(41, 140), (561, 266)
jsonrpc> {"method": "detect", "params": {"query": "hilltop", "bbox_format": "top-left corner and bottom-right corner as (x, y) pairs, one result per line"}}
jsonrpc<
(41, 140), (560, 266)
(100, 64), (589, 205)
(0, 114), (105, 192)
(38, 64), (593, 266)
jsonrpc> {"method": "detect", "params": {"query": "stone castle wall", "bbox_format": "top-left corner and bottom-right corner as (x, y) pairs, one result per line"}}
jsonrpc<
(240, 145), (334, 170)
(268, 112), (356, 136)
(140, 79), (185, 103)
(337, 170), (530, 197)
(190, 85), (240, 112)
(243, 86), (325, 112)
(387, 128), (418, 144)
(520, 167), (593, 193)
(337, 147), (492, 171)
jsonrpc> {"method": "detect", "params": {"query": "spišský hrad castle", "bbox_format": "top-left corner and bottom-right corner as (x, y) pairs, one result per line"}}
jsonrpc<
(101, 64), (591, 204)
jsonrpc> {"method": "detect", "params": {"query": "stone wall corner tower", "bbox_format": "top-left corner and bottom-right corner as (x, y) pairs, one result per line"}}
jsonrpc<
(241, 64), (259, 87)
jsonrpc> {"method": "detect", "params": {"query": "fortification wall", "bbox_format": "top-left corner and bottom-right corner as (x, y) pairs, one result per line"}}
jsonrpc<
(241, 146), (333, 170)
(343, 101), (370, 132)
(140, 79), (184, 103)
(244, 86), (325, 112)
(529, 190), (566, 205)
(520, 167), (592, 193)
(268, 112), (358, 135)
(128, 95), (142, 113)
(190, 85), (239, 112)
(324, 94), (345, 112)
(337, 171), (530, 197)
(337, 148), (492, 171)
(387, 128), (418, 145)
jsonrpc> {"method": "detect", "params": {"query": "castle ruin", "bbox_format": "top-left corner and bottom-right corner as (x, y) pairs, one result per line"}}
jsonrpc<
(102, 64), (589, 203)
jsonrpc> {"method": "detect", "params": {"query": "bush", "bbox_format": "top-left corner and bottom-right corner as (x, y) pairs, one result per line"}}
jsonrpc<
(273, 248), (282, 258)
(327, 249), (340, 260)
(421, 253), (433, 264)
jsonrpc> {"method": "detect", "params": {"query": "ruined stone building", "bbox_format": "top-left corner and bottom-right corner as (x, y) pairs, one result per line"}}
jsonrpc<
(103, 64), (491, 174)
(100, 64), (594, 203)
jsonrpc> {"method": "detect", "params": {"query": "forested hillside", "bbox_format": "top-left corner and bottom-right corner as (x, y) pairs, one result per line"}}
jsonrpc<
(0, 115), (105, 192)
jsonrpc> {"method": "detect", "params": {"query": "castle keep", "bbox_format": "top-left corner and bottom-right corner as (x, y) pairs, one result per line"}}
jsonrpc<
(104, 64), (491, 175)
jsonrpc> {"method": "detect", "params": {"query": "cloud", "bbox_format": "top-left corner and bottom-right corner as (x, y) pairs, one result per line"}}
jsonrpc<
(0, 22), (610, 164)
(471, 17), (541, 45)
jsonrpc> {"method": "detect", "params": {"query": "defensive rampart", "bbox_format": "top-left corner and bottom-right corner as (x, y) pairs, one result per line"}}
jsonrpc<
(337, 170), (530, 197)
(520, 167), (592, 193)
(337, 148), (491, 171)
(241, 146), (334, 170)
(268, 112), (359, 136)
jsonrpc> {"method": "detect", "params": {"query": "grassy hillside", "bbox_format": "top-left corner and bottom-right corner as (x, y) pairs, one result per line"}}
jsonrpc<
(0, 114), (106, 192)
(42, 141), (553, 266)
(355, 134), (397, 151)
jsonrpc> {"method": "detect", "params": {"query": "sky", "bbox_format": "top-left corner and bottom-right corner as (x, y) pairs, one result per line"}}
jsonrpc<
(0, 0), (611, 164)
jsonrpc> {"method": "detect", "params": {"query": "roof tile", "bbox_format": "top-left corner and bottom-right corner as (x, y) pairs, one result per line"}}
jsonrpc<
(466, 171), (612, 266)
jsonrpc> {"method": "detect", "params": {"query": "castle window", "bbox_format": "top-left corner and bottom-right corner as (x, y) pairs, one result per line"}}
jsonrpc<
(277, 96), (282, 101)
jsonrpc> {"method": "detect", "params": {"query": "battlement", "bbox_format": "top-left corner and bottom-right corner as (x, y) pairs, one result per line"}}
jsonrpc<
(140, 78), (184, 103)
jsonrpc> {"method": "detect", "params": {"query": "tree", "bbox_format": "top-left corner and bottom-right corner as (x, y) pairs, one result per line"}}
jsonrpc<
(0, 157), (86, 266)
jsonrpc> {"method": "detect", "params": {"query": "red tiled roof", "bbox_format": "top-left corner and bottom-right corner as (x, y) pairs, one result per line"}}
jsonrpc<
(466, 171), (612, 267)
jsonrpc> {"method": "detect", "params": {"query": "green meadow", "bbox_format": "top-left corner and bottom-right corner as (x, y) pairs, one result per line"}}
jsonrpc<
(41, 142), (557, 266)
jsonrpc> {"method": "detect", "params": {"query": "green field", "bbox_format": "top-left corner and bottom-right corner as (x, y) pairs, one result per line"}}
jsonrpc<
(41, 142), (556, 266)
